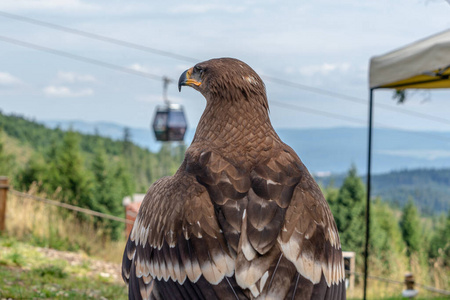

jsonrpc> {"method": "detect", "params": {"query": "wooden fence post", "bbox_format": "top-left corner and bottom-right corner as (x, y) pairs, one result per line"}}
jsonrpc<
(0, 176), (9, 232)
(343, 251), (356, 293)
(402, 273), (418, 298)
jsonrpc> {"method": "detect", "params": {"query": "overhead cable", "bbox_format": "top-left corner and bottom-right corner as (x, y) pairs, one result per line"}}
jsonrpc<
(0, 35), (168, 82)
(1, 34), (450, 143)
(1, 10), (449, 125)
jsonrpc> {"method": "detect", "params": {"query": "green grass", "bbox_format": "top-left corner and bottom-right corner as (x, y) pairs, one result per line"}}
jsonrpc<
(1, 236), (447, 299)
(0, 267), (127, 299)
(0, 266), (127, 299)
(31, 264), (68, 279)
(0, 237), (127, 299)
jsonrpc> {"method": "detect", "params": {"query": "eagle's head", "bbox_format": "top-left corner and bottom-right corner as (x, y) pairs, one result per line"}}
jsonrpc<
(178, 58), (268, 109)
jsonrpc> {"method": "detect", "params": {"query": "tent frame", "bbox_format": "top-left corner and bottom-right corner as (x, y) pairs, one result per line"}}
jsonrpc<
(364, 88), (374, 300)
(364, 74), (450, 299)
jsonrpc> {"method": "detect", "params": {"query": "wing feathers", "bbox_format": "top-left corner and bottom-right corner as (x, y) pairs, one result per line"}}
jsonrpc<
(280, 176), (346, 288)
(247, 204), (284, 254)
(123, 148), (345, 299)
(122, 237), (136, 282)
(247, 189), (278, 229)
(179, 238), (202, 283)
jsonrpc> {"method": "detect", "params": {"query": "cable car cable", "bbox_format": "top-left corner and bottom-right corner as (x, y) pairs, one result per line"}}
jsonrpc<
(0, 10), (198, 64)
(0, 34), (362, 126)
(1, 10), (449, 126)
(1, 34), (449, 143)
(0, 35), (167, 82)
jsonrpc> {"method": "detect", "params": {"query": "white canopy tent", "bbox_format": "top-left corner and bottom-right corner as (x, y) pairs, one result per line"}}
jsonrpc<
(365, 29), (450, 299)
(370, 29), (450, 89)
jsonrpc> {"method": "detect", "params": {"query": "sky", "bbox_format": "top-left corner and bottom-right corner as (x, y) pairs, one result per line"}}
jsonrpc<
(0, 0), (450, 133)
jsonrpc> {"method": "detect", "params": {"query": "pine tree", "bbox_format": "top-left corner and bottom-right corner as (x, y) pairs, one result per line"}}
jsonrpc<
(428, 211), (450, 266)
(334, 166), (366, 262)
(17, 153), (47, 190)
(400, 199), (421, 258)
(91, 141), (123, 240)
(324, 179), (339, 215)
(370, 198), (404, 273)
(123, 127), (133, 157)
(157, 143), (174, 177)
(115, 160), (134, 198)
(44, 131), (93, 208)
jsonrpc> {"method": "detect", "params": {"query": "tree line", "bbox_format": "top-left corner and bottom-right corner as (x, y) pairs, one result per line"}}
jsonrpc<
(324, 166), (449, 284)
(317, 168), (450, 215)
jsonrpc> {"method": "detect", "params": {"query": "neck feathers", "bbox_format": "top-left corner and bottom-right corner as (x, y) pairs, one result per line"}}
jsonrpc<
(193, 94), (279, 166)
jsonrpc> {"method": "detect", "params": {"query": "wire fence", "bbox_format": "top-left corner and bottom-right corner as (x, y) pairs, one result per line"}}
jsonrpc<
(349, 271), (450, 296)
(9, 189), (133, 225)
(4, 188), (450, 296)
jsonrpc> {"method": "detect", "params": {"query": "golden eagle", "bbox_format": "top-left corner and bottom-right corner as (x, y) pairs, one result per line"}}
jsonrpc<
(122, 58), (346, 299)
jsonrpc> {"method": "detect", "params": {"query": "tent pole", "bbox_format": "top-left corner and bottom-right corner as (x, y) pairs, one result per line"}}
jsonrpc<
(364, 88), (374, 300)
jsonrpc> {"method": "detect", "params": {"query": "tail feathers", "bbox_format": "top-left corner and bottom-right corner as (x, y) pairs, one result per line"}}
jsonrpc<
(154, 275), (250, 300)
(123, 237), (345, 299)
(284, 273), (346, 300)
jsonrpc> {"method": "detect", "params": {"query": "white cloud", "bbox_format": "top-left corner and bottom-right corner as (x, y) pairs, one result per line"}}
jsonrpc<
(299, 63), (351, 76)
(129, 64), (149, 73)
(56, 71), (96, 83)
(0, 72), (22, 86)
(43, 85), (93, 97)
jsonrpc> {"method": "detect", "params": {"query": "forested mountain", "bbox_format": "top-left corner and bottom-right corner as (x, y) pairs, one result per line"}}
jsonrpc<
(316, 168), (450, 215)
(0, 111), (185, 239)
(0, 112), (185, 192)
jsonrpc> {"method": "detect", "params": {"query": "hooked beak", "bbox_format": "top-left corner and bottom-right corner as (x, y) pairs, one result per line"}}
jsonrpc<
(178, 67), (202, 92)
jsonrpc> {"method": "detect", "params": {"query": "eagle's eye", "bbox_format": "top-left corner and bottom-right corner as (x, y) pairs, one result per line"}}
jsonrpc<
(194, 66), (204, 76)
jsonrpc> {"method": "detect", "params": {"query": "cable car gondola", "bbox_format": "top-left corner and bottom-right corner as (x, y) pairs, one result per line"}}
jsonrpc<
(151, 77), (188, 142)
(152, 104), (187, 141)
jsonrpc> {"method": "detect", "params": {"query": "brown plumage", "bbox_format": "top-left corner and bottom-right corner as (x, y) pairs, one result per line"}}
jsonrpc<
(122, 58), (346, 299)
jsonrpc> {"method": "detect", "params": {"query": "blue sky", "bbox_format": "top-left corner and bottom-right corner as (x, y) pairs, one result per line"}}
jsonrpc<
(0, 0), (449, 132)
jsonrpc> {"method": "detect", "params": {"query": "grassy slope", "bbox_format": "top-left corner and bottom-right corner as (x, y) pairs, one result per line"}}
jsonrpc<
(0, 237), (127, 299)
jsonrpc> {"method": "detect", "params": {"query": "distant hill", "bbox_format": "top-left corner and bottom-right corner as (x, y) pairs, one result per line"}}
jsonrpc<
(42, 120), (450, 174)
(316, 168), (450, 215)
(0, 113), (186, 193)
